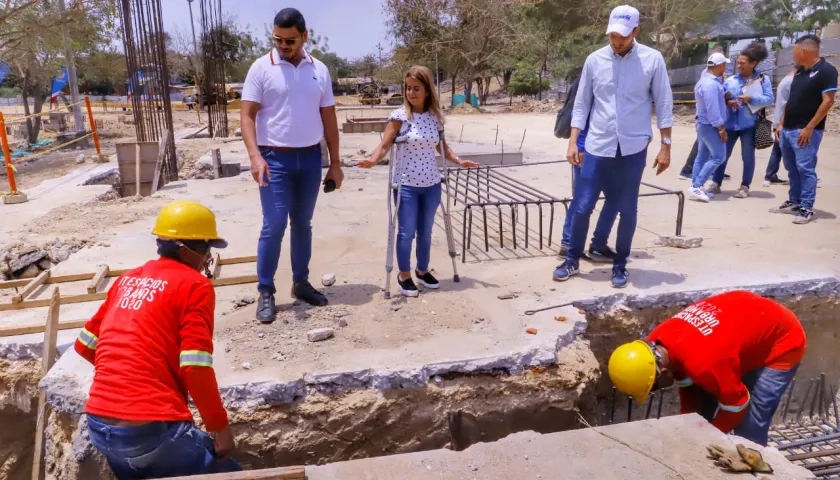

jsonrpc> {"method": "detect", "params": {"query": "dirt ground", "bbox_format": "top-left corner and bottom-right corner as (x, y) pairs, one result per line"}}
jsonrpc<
(1, 101), (840, 383)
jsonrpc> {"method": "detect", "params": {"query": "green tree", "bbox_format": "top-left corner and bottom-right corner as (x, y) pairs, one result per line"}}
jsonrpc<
(507, 61), (545, 95)
(753, 0), (840, 44)
(0, 0), (118, 143)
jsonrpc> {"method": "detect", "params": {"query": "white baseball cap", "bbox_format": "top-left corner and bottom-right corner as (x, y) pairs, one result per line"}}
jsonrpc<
(606, 5), (640, 37)
(707, 52), (730, 66)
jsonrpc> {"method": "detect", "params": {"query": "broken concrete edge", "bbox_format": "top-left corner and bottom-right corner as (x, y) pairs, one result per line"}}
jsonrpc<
(31, 275), (840, 414)
(573, 276), (840, 317)
(41, 319), (589, 415)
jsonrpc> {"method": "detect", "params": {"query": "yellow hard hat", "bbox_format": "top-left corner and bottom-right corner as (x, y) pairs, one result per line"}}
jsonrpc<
(151, 200), (228, 248)
(608, 340), (657, 403)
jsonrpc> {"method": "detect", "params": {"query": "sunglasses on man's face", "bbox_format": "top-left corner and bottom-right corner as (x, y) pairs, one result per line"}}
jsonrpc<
(271, 35), (299, 46)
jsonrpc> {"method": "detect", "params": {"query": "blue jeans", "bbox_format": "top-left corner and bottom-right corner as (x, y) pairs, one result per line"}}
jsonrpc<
(395, 183), (441, 273)
(691, 123), (727, 189)
(561, 165), (618, 249)
(765, 139), (782, 180)
(256, 146), (323, 293)
(713, 127), (756, 187)
(87, 415), (242, 480)
(568, 146), (647, 269)
(780, 128), (823, 210)
(693, 365), (799, 446)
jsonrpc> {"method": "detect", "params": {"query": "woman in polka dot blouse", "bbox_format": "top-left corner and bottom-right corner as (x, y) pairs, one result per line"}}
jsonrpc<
(358, 66), (479, 297)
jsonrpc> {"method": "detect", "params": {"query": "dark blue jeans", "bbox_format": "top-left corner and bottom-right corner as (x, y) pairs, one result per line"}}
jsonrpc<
(87, 415), (242, 480)
(257, 145), (322, 293)
(713, 127), (756, 187)
(561, 165), (618, 249)
(692, 364), (799, 446)
(780, 128), (823, 210)
(395, 183), (441, 273)
(765, 139), (782, 180)
(568, 146), (647, 269)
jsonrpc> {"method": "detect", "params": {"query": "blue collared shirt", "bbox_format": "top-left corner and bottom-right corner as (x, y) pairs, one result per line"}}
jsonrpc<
(571, 42), (674, 158)
(723, 73), (774, 131)
(694, 71), (726, 127)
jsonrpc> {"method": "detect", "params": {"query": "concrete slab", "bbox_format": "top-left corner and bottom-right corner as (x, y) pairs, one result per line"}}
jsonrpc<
(306, 414), (814, 480)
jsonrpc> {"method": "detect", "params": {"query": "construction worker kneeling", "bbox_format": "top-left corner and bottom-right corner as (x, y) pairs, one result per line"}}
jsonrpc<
(74, 200), (242, 479)
(608, 290), (807, 446)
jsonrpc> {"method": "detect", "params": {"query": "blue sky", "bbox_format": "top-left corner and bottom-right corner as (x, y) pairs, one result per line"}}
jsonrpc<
(161, 0), (392, 59)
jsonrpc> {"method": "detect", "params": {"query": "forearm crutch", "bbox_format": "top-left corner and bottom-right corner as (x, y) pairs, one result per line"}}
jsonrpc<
(438, 130), (461, 283)
(384, 135), (408, 299)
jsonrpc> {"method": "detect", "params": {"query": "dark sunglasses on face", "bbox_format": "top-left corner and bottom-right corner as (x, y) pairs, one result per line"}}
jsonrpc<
(272, 36), (298, 46)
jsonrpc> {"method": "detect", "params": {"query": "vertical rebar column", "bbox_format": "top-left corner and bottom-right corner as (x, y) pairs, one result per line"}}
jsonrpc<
(118, 0), (178, 182)
(199, 0), (229, 138)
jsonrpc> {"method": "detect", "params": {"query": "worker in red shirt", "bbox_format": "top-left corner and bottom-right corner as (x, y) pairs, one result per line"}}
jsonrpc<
(608, 290), (806, 446)
(75, 200), (241, 479)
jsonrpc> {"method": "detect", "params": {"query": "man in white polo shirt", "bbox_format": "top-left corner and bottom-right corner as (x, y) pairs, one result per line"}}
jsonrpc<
(240, 8), (342, 323)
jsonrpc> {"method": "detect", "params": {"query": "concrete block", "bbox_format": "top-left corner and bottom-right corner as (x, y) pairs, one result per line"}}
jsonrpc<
(305, 414), (814, 480)
(2, 192), (29, 204)
(307, 327), (335, 342)
(655, 235), (703, 249)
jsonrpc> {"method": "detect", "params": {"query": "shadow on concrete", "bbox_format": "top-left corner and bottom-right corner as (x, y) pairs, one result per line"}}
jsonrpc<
(321, 282), (381, 307)
(584, 267), (687, 290)
(816, 209), (837, 220)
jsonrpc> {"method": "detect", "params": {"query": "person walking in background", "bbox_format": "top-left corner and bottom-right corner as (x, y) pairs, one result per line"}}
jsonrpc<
(707, 42), (774, 199)
(240, 8), (343, 322)
(358, 66), (479, 297)
(555, 4), (673, 289)
(687, 52), (730, 203)
(679, 44), (728, 181)
(763, 67), (797, 186)
(559, 114), (619, 263)
(773, 34), (837, 224)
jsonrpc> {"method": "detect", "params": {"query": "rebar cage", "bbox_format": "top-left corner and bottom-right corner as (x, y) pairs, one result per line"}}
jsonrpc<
(198, 0), (229, 138)
(117, 0), (178, 182)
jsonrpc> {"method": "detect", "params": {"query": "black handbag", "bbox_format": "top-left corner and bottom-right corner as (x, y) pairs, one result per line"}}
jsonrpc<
(753, 74), (774, 150)
(755, 108), (774, 150)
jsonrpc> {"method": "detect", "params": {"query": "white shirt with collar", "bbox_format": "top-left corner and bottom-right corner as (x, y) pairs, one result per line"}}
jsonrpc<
(572, 41), (674, 158)
(241, 48), (335, 148)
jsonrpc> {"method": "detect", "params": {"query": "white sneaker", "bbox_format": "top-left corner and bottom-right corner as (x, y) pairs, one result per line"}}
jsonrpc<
(762, 180), (770, 187)
(704, 189), (715, 199)
(688, 187), (710, 203)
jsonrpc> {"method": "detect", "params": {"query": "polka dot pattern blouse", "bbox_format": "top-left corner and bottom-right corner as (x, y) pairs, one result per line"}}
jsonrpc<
(388, 107), (444, 188)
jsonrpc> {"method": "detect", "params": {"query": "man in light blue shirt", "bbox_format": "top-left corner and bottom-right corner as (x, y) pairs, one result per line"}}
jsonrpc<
(687, 52), (730, 203)
(555, 4), (674, 289)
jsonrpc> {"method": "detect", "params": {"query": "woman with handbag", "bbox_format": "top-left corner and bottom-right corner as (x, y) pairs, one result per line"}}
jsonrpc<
(707, 42), (775, 199)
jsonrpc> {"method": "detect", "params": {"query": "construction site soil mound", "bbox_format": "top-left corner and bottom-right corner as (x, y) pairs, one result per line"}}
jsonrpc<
(22, 277), (838, 479)
(0, 359), (40, 479)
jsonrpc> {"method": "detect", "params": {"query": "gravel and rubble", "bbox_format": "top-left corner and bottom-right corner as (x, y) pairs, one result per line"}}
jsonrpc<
(0, 238), (89, 282)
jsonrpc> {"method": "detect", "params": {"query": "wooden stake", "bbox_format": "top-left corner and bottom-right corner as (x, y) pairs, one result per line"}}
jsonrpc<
(151, 129), (168, 194)
(12, 270), (50, 303)
(165, 466), (305, 480)
(31, 288), (61, 480)
(87, 265), (109, 294)
(134, 142), (141, 197)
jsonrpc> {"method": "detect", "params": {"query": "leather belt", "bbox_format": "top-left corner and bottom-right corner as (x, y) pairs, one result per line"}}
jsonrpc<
(259, 144), (319, 152)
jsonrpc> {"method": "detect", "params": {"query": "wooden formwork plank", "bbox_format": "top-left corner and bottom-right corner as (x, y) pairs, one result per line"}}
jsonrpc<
(0, 273), (260, 312)
(166, 466), (305, 480)
(0, 319), (87, 338)
(87, 265), (110, 294)
(31, 288), (61, 480)
(219, 255), (257, 266)
(12, 270), (50, 303)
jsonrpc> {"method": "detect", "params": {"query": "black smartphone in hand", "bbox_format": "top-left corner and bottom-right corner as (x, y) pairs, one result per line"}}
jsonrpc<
(323, 178), (336, 193)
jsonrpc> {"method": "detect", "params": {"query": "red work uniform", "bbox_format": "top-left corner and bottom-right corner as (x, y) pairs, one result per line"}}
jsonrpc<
(647, 290), (806, 433)
(74, 257), (228, 432)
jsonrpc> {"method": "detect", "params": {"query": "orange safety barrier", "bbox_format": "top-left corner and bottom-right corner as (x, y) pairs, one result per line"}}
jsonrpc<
(0, 112), (19, 194)
(84, 96), (102, 155)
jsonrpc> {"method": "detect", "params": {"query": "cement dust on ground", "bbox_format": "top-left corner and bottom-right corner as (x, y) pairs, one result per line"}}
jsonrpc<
(217, 282), (484, 372)
(18, 195), (171, 239)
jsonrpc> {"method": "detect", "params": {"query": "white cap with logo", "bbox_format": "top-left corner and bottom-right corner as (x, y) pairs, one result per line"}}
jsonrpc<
(606, 5), (640, 37)
(707, 52), (731, 66)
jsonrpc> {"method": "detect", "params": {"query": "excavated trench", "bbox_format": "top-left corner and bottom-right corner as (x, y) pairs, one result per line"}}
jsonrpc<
(1, 278), (837, 480)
